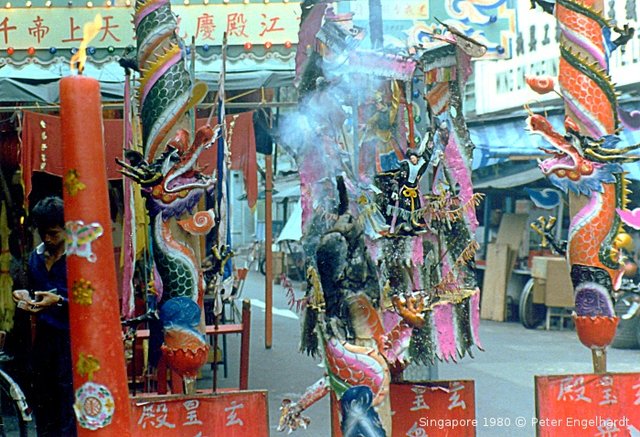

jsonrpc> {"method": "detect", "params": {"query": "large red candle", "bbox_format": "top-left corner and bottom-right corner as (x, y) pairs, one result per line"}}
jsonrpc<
(60, 74), (132, 436)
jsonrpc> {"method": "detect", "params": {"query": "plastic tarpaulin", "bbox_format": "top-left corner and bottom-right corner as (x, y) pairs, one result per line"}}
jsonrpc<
(0, 58), (295, 103)
(276, 199), (302, 243)
(0, 62), (124, 103)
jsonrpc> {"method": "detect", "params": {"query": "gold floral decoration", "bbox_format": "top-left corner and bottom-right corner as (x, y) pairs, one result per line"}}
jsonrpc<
(64, 169), (87, 197)
(40, 121), (48, 171)
(77, 353), (101, 381)
(72, 278), (95, 305)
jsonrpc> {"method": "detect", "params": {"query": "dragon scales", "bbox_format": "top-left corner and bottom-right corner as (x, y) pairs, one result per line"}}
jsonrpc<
(528, 0), (638, 368)
(117, 0), (219, 383)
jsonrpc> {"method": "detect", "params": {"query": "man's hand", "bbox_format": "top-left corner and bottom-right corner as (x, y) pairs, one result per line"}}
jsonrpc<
(13, 289), (44, 313)
(12, 289), (30, 303)
(32, 291), (63, 309)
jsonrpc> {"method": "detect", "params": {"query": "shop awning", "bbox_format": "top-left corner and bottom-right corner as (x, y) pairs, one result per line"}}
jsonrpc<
(0, 58), (295, 104)
(474, 165), (544, 190)
(469, 110), (640, 180)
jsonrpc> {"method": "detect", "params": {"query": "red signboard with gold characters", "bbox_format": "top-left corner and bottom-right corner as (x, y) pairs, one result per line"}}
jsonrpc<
(535, 373), (640, 436)
(130, 391), (269, 437)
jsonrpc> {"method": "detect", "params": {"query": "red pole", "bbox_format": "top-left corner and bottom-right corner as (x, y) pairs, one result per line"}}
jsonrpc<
(60, 74), (132, 435)
(239, 299), (251, 389)
(265, 154), (273, 349)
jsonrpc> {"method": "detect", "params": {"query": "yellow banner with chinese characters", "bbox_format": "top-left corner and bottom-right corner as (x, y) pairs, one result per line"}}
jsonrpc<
(0, 3), (300, 50)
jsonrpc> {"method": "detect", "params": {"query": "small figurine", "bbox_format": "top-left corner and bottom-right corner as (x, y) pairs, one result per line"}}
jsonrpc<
(381, 147), (429, 234)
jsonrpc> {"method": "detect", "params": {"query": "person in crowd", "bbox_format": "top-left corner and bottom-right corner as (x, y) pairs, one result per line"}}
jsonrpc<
(12, 196), (76, 437)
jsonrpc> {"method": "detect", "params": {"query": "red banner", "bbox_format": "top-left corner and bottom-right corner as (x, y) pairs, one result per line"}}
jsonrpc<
(20, 110), (258, 209)
(536, 373), (640, 436)
(130, 391), (269, 437)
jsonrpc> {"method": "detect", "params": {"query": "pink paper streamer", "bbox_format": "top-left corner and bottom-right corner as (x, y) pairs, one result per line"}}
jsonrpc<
(434, 303), (457, 362)
(470, 290), (483, 349)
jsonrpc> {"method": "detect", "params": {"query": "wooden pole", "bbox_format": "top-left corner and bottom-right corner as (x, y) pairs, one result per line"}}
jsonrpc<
(265, 154), (273, 349)
(592, 349), (607, 374)
(239, 299), (251, 389)
(189, 36), (196, 135)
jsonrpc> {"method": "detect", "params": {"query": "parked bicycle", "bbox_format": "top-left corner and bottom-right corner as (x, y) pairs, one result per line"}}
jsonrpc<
(520, 216), (567, 329)
(0, 350), (33, 437)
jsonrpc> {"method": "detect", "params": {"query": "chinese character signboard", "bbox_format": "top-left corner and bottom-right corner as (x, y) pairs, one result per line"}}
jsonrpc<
(473, 1), (639, 114)
(131, 391), (268, 437)
(344, 0), (516, 59)
(0, 2), (299, 50)
(0, 10), (129, 49)
(390, 381), (476, 437)
(331, 381), (476, 437)
(535, 373), (640, 437)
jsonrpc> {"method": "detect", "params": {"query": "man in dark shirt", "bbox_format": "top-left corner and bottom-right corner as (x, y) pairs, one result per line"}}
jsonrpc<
(12, 196), (76, 436)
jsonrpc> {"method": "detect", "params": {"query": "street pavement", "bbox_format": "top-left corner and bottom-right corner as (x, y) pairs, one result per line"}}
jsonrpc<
(202, 269), (640, 436)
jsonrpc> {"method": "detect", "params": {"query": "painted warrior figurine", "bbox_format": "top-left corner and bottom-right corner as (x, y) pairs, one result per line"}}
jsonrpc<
(398, 150), (427, 217)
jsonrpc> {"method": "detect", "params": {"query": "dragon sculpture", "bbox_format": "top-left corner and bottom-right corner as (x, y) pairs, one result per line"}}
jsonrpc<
(117, 0), (219, 384)
(526, 113), (638, 316)
(527, 0), (638, 367)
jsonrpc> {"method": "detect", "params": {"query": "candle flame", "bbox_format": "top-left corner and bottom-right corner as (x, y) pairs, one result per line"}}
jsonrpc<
(70, 14), (102, 74)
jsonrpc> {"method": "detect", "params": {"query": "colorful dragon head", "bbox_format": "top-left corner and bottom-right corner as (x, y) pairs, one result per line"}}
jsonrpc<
(525, 113), (638, 195)
(117, 125), (218, 219)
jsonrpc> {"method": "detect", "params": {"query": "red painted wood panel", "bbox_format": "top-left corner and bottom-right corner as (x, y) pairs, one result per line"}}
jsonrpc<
(131, 391), (268, 437)
(536, 373), (640, 436)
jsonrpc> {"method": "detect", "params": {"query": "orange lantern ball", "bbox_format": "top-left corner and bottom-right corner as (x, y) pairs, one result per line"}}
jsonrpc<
(244, 42), (252, 50)
(7, 47), (14, 55)
(264, 41), (272, 49)
(27, 47), (36, 56)
(284, 40), (292, 49)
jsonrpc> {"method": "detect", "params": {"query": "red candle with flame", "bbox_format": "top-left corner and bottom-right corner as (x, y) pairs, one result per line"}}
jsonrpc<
(60, 71), (132, 435)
